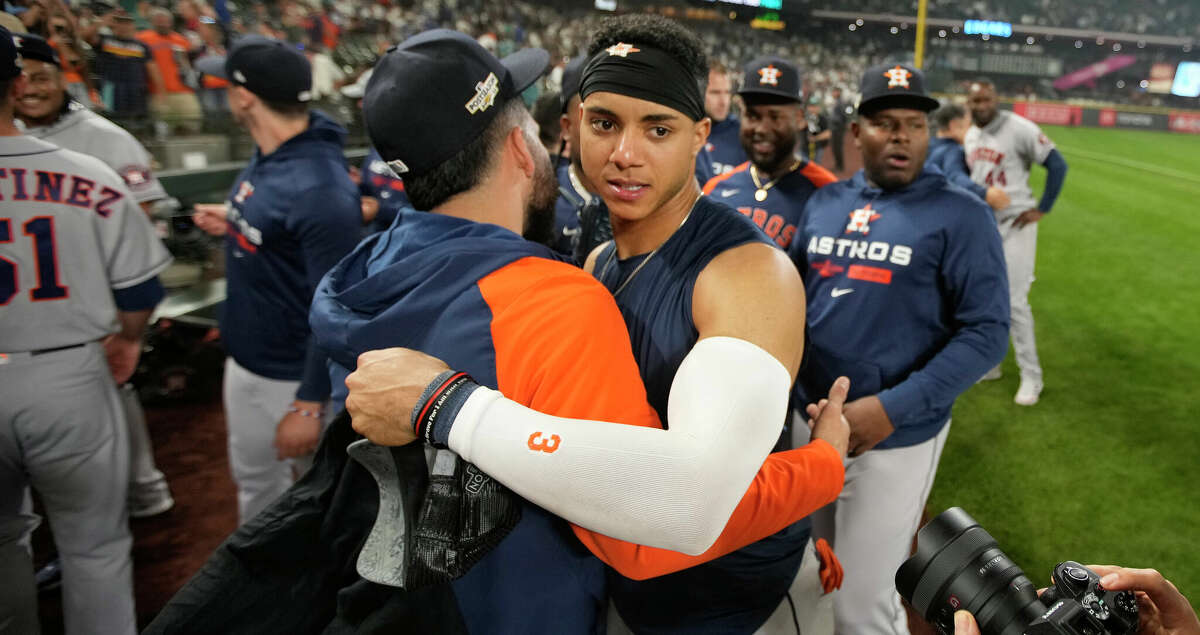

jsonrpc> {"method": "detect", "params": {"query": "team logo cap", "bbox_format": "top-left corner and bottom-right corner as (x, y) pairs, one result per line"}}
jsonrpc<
(738, 56), (803, 102)
(0, 26), (22, 80)
(856, 62), (938, 117)
(364, 29), (549, 179)
(194, 35), (313, 104)
(12, 32), (60, 68)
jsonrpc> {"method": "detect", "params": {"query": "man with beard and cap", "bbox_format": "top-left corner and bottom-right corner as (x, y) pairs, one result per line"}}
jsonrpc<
(12, 32), (177, 523)
(788, 63), (1010, 634)
(146, 28), (848, 634)
(343, 15), (854, 635)
(189, 35), (361, 526)
(964, 78), (1069, 404)
(702, 56), (837, 252)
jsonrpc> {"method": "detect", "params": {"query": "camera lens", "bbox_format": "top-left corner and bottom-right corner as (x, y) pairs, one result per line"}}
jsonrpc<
(897, 508), (1046, 635)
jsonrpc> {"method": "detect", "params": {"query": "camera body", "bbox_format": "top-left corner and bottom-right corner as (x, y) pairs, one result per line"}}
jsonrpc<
(1024, 561), (1139, 635)
(897, 508), (1138, 635)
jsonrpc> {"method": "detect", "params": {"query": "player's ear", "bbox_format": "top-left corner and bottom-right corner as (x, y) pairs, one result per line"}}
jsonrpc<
(692, 116), (711, 158)
(850, 120), (862, 150)
(508, 125), (536, 180)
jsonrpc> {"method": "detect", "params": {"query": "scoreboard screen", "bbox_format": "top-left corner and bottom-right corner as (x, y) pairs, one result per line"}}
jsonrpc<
(1171, 62), (1200, 97)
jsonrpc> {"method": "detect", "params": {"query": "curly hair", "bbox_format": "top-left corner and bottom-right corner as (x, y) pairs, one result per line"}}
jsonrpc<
(586, 14), (708, 83)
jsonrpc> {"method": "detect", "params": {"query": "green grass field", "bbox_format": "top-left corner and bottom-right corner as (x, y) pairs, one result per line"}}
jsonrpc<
(925, 125), (1200, 607)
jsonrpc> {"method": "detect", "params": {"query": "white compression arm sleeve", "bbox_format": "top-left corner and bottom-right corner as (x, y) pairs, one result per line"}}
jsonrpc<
(446, 336), (789, 555)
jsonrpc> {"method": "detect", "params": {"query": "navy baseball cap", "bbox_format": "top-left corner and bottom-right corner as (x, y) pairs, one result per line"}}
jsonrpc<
(738, 56), (803, 102)
(13, 33), (61, 68)
(0, 26), (19, 80)
(857, 62), (939, 117)
(560, 54), (587, 113)
(364, 29), (549, 178)
(195, 35), (312, 103)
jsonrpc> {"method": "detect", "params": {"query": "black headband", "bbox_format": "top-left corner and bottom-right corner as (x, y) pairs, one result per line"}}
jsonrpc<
(579, 42), (705, 122)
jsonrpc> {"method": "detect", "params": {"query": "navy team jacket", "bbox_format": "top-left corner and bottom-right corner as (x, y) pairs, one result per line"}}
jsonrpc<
(219, 110), (361, 401)
(788, 168), (1010, 449)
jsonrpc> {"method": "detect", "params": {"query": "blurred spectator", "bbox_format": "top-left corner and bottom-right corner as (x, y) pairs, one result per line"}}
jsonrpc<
(804, 95), (832, 165)
(94, 10), (157, 119)
(139, 7), (202, 133)
(194, 15), (229, 115)
(305, 42), (344, 102)
(45, 9), (97, 108)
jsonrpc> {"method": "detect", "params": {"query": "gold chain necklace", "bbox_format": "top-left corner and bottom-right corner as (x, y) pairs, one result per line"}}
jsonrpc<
(750, 159), (802, 202)
(600, 196), (700, 297)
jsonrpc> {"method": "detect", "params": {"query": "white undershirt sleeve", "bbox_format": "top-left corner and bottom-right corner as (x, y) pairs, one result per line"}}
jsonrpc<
(446, 336), (789, 555)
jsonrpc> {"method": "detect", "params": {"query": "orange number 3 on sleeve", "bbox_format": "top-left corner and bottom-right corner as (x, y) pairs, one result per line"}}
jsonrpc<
(527, 432), (562, 454)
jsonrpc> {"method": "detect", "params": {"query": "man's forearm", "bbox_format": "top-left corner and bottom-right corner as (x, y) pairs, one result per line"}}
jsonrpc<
(115, 308), (154, 341)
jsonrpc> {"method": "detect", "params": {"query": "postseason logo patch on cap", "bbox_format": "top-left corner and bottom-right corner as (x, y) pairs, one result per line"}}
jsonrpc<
(465, 72), (499, 114)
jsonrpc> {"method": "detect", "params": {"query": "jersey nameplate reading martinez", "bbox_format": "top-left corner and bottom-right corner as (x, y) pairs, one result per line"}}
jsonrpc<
(0, 167), (126, 216)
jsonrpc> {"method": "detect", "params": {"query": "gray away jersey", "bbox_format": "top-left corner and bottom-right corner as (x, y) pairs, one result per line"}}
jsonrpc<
(23, 103), (167, 204)
(0, 135), (172, 352)
(964, 110), (1056, 220)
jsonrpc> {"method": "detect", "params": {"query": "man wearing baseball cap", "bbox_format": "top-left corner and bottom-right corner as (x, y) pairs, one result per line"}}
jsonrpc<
(15, 29), (176, 522)
(190, 35), (361, 526)
(703, 56), (837, 252)
(788, 62), (1010, 633)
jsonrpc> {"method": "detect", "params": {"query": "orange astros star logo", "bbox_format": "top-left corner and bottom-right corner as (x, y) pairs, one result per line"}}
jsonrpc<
(845, 204), (881, 234)
(758, 64), (782, 86)
(883, 65), (912, 89)
(606, 42), (640, 57)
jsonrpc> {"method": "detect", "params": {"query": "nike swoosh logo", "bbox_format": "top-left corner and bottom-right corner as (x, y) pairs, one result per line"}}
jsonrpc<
(720, 189), (739, 197)
(831, 288), (854, 297)
(562, 227), (580, 236)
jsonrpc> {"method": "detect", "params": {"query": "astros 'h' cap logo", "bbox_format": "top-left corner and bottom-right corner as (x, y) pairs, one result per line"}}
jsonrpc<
(883, 65), (912, 89)
(758, 64), (782, 86)
(606, 42), (640, 57)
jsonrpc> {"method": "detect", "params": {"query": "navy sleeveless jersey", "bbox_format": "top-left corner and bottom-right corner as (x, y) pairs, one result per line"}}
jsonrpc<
(594, 197), (811, 634)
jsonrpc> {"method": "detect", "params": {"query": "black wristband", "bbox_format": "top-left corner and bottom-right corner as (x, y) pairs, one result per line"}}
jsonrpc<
(411, 370), (479, 448)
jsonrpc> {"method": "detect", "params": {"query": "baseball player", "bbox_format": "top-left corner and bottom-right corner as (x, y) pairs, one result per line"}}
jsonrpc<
(553, 54), (589, 255)
(358, 145), (409, 234)
(927, 102), (1010, 212)
(964, 79), (1068, 404)
(703, 60), (747, 176)
(13, 32), (175, 522)
(0, 25), (171, 635)
(702, 56), (837, 252)
(789, 63), (1009, 634)
(192, 36), (361, 524)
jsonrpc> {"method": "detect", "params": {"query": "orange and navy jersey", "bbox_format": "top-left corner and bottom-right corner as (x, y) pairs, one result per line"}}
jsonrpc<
(311, 209), (843, 632)
(137, 30), (193, 94)
(702, 159), (837, 250)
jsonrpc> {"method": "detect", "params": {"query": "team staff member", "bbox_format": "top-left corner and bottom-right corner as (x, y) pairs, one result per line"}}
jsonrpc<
(829, 87), (852, 173)
(349, 16), (849, 634)
(553, 54), (590, 255)
(14, 33), (175, 520)
(192, 35), (361, 524)
(789, 63), (1010, 634)
(927, 102), (1009, 213)
(0, 25), (171, 635)
(965, 79), (1068, 405)
(358, 145), (409, 234)
(702, 57), (837, 252)
(703, 61), (746, 176)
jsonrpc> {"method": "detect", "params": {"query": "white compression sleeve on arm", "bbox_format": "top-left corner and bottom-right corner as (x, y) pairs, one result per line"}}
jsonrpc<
(446, 336), (789, 555)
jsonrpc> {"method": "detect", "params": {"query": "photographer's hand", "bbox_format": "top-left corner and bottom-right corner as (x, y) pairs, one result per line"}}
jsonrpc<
(953, 611), (982, 635)
(1088, 565), (1200, 635)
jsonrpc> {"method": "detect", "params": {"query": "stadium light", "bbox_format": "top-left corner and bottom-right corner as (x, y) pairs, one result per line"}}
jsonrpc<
(981, 33), (990, 40)
(890, 26), (899, 34)
(856, 18), (864, 25)
(1075, 40), (1083, 48)
(849, 23), (857, 31)
(1139, 79), (1149, 88)
(938, 29), (947, 37)
(1113, 43), (1122, 51)
(1116, 80), (1126, 88)
(1026, 36), (1035, 45)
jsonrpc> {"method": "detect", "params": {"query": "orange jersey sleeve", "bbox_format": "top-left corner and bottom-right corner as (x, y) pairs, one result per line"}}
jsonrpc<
(701, 161), (750, 196)
(478, 256), (844, 580)
(800, 161), (838, 188)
